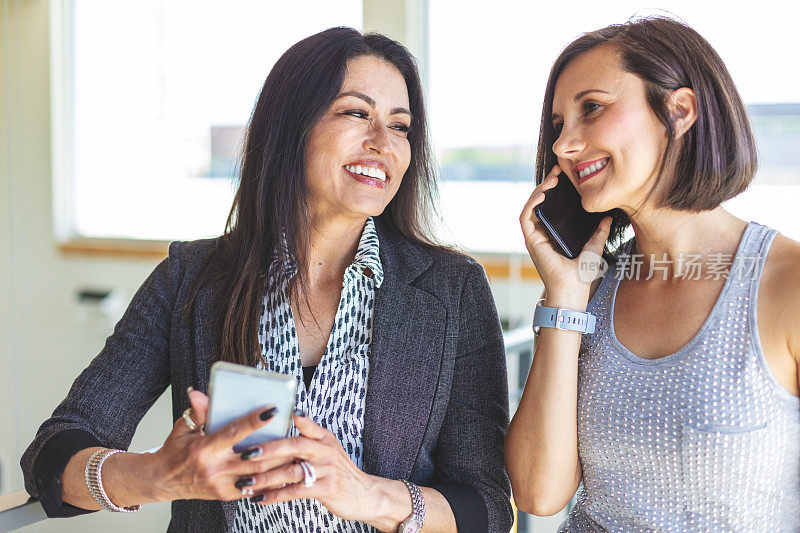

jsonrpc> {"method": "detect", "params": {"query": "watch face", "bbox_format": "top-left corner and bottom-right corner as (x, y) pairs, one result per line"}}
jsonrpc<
(400, 518), (422, 533)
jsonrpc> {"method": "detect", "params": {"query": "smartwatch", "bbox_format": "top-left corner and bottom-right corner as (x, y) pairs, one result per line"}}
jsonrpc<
(533, 302), (596, 334)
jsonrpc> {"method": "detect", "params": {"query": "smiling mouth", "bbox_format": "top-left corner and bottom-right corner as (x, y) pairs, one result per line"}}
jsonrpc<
(344, 164), (387, 181)
(343, 164), (388, 188)
(577, 158), (609, 184)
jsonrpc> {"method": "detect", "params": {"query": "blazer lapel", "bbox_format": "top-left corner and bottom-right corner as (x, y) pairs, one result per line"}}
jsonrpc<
(363, 220), (447, 479)
(188, 223), (445, 523)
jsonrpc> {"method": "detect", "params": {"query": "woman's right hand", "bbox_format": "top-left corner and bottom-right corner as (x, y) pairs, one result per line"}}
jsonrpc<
(148, 389), (283, 502)
(519, 164), (613, 297)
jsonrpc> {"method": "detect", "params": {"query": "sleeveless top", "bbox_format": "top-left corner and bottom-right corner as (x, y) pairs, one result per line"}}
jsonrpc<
(232, 218), (382, 533)
(561, 222), (800, 532)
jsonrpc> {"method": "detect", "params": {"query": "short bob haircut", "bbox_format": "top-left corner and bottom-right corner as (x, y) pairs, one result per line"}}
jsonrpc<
(535, 16), (758, 253)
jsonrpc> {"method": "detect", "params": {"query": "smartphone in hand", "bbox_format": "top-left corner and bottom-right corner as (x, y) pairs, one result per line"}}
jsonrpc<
(205, 361), (297, 453)
(533, 172), (612, 259)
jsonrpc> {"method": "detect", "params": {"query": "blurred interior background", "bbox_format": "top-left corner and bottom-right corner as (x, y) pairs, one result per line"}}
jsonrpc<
(2, 0), (798, 531)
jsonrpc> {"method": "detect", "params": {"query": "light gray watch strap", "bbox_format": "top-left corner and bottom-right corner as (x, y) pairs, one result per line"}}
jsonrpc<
(533, 303), (596, 334)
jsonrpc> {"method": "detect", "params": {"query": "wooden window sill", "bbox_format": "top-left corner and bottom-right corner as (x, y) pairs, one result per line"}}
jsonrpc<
(469, 254), (542, 282)
(58, 238), (170, 260)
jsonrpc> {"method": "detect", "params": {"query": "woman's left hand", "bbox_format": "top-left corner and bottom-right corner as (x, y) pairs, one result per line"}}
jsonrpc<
(243, 414), (400, 527)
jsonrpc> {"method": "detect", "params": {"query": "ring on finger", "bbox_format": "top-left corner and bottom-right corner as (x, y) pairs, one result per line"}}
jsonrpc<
(182, 408), (200, 432)
(241, 487), (254, 497)
(299, 460), (316, 487)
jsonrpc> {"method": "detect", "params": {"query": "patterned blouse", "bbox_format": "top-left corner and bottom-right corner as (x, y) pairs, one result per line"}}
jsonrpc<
(232, 217), (383, 532)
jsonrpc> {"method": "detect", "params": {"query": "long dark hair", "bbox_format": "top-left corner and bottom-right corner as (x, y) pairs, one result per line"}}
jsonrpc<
(187, 27), (440, 367)
(536, 16), (757, 254)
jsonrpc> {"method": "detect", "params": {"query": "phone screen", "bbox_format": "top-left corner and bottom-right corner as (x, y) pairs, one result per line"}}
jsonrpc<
(206, 361), (297, 452)
(533, 172), (610, 258)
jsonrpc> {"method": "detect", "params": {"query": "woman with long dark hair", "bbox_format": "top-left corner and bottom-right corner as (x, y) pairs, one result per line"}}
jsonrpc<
(506, 16), (800, 531)
(22, 27), (512, 532)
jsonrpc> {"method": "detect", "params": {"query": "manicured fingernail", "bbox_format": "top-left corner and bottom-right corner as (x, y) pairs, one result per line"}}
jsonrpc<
(294, 409), (306, 417)
(241, 447), (263, 461)
(260, 407), (277, 421)
(234, 477), (255, 489)
(186, 386), (194, 396)
(250, 494), (264, 503)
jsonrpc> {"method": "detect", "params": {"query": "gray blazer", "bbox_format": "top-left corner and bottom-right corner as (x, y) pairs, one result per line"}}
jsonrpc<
(21, 218), (513, 532)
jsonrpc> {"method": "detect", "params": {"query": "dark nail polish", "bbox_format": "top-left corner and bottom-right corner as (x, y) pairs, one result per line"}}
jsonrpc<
(241, 447), (263, 461)
(260, 407), (277, 421)
(250, 494), (264, 503)
(234, 477), (255, 489)
(294, 409), (306, 417)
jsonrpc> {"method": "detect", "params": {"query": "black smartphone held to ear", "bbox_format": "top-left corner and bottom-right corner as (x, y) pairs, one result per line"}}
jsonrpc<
(533, 172), (612, 259)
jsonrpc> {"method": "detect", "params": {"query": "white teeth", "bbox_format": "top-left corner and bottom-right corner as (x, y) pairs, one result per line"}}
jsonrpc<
(345, 164), (386, 181)
(579, 159), (608, 179)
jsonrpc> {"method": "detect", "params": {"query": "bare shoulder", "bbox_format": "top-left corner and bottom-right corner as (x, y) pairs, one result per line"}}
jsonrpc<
(760, 233), (800, 361)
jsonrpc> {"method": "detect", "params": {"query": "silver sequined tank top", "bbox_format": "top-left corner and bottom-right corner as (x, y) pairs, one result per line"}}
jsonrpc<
(561, 222), (800, 532)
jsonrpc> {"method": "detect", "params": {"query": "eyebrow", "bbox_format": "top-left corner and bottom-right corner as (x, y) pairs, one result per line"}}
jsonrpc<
(336, 91), (412, 117)
(574, 89), (609, 101)
(551, 89), (610, 121)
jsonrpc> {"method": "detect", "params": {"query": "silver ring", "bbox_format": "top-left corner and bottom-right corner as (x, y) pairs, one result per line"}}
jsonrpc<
(241, 487), (254, 497)
(299, 460), (316, 487)
(182, 408), (199, 432)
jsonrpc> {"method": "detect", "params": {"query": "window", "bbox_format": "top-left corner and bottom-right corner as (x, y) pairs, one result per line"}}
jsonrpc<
(58, 0), (362, 241)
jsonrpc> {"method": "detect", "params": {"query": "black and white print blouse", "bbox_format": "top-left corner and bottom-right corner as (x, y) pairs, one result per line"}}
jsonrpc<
(232, 217), (383, 533)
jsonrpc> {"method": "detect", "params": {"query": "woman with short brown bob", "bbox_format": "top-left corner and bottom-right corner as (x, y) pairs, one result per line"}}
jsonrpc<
(507, 16), (800, 530)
